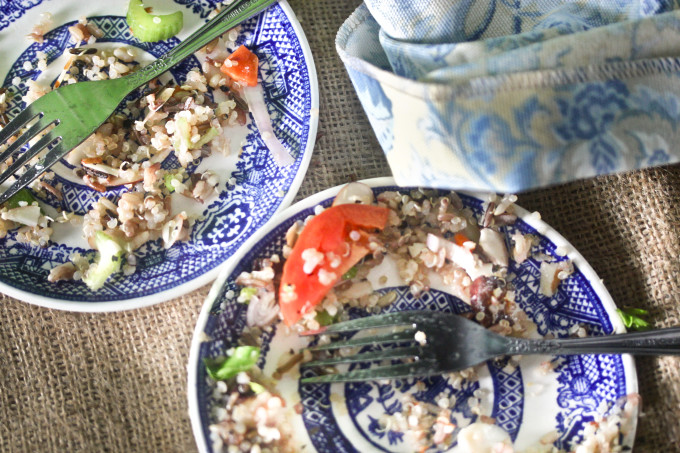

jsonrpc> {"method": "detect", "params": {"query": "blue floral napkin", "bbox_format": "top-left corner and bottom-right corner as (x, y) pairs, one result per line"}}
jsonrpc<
(370, 1), (679, 81)
(367, 0), (663, 41)
(337, 1), (680, 192)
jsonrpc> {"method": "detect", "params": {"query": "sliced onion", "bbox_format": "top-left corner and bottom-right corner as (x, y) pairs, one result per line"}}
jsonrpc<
(246, 290), (280, 327)
(478, 228), (508, 267)
(82, 161), (119, 177)
(332, 182), (375, 206)
(242, 85), (295, 167)
(337, 280), (374, 300)
(149, 148), (171, 164)
(457, 422), (512, 452)
(539, 261), (561, 297)
(426, 233), (493, 281)
(104, 173), (143, 187)
(511, 232), (532, 264)
(162, 212), (187, 249)
(206, 37), (230, 62)
(1, 205), (41, 227)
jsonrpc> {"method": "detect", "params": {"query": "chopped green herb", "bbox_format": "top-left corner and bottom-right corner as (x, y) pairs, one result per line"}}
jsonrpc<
(616, 307), (650, 331)
(249, 381), (266, 394)
(238, 287), (258, 303)
(315, 309), (336, 327)
(342, 266), (358, 280)
(5, 188), (36, 209)
(205, 346), (260, 381)
(622, 307), (648, 317)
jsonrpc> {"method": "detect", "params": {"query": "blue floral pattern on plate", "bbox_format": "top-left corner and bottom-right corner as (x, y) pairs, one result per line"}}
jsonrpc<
(0, 0), (43, 30)
(0, 0), (317, 309)
(188, 179), (637, 452)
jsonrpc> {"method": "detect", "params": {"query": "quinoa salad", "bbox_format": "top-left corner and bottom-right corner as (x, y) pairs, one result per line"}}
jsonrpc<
(0, 3), (295, 291)
(197, 182), (639, 453)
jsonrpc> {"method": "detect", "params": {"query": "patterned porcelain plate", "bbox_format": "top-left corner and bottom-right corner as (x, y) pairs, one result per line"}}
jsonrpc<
(188, 177), (638, 452)
(0, 0), (318, 310)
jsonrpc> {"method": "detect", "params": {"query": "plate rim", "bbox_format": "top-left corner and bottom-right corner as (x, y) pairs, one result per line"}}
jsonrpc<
(187, 176), (639, 452)
(0, 0), (319, 312)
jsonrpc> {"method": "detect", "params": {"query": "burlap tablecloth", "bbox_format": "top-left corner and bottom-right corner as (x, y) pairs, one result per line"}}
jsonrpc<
(1, 1), (679, 451)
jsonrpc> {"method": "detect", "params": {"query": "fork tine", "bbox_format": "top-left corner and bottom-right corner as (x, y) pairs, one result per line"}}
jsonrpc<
(307, 330), (416, 352)
(0, 133), (61, 205)
(0, 129), (59, 187)
(0, 121), (50, 167)
(300, 311), (424, 336)
(300, 359), (440, 384)
(302, 345), (426, 368)
(0, 108), (39, 147)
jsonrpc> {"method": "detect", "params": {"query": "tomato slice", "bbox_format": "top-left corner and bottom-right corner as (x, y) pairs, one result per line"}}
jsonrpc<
(453, 232), (471, 247)
(220, 45), (259, 87)
(278, 204), (390, 326)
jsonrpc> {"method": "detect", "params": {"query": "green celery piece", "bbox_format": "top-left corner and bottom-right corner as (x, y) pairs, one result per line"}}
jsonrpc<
(192, 127), (219, 149)
(205, 346), (260, 381)
(82, 232), (124, 290)
(238, 287), (258, 303)
(164, 173), (181, 193)
(5, 188), (36, 209)
(127, 0), (183, 43)
(172, 116), (191, 151)
(249, 381), (266, 394)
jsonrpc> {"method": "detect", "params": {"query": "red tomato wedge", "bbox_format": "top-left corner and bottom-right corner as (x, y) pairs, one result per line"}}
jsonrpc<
(220, 45), (259, 87)
(278, 204), (390, 326)
(453, 232), (471, 247)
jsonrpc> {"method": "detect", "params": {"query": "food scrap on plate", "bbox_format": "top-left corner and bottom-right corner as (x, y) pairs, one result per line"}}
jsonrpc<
(0, 3), (293, 291)
(200, 182), (639, 453)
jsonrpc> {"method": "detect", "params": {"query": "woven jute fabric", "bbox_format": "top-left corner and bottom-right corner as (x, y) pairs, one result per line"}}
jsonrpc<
(0, 1), (678, 452)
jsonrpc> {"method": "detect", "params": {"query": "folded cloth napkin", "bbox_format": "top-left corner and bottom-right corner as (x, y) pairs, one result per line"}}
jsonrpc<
(372, 1), (680, 81)
(365, 0), (670, 43)
(336, 1), (680, 192)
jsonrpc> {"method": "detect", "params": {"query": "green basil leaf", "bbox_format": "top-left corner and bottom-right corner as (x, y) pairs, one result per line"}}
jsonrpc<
(342, 266), (358, 280)
(5, 188), (36, 209)
(315, 309), (336, 327)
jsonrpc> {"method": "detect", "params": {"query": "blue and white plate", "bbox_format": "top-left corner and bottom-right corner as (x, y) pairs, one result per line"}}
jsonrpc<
(188, 177), (638, 452)
(0, 0), (318, 311)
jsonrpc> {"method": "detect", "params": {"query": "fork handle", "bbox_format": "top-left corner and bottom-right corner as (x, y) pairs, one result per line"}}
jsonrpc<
(122, 0), (277, 89)
(504, 326), (680, 356)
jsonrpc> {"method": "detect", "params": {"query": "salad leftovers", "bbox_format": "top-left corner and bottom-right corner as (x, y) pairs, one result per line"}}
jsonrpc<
(0, 3), (293, 290)
(202, 183), (639, 453)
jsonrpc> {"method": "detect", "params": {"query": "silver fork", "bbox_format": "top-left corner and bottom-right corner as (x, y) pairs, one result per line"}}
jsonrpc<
(300, 309), (680, 384)
(0, 0), (277, 205)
